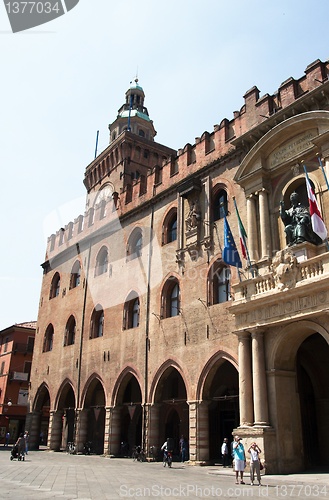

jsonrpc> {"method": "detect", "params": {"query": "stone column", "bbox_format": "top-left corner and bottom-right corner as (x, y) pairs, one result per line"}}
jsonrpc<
(104, 406), (112, 455)
(203, 177), (210, 240)
(246, 194), (259, 262)
(108, 406), (121, 456)
(75, 408), (88, 454)
(251, 330), (269, 426)
(187, 400), (197, 462)
(25, 411), (41, 450)
(238, 332), (253, 426)
(258, 188), (271, 259)
(177, 192), (184, 249)
(49, 410), (63, 451)
(196, 400), (210, 462)
(146, 403), (160, 458)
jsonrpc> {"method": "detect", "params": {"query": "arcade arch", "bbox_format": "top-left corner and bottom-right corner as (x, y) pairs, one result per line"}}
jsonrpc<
(270, 322), (329, 471)
(198, 354), (239, 462)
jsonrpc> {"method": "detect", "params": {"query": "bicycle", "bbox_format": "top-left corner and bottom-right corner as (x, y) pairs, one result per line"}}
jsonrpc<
(132, 445), (146, 462)
(67, 442), (76, 454)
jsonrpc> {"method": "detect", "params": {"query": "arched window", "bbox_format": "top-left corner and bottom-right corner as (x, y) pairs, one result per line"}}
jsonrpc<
(162, 209), (177, 245)
(213, 189), (228, 221)
(43, 324), (54, 352)
(127, 229), (143, 261)
(123, 293), (140, 329)
(64, 316), (76, 346)
(207, 260), (230, 305)
(95, 246), (108, 276)
(70, 260), (81, 289)
(162, 278), (180, 318)
(90, 306), (104, 339)
(49, 272), (60, 299)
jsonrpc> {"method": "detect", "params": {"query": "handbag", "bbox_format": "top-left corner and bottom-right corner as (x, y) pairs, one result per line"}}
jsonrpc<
(259, 460), (264, 470)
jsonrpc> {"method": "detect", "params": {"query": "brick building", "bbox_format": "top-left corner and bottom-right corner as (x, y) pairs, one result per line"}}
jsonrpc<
(28, 60), (329, 473)
(0, 322), (36, 443)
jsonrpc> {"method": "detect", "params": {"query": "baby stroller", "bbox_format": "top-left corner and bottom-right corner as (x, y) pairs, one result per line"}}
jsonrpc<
(10, 444), (25, 461)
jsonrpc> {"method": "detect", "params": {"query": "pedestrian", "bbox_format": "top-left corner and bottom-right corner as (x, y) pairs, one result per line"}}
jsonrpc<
(24, 430), (29, 455)
(15, 433), (26, 458)
(4, 431), (10, 447)
(232, 436), (246, 484)
(179, 435), (188, 462)
(248, 442), (262, 486)
(221, 437), (230, 467)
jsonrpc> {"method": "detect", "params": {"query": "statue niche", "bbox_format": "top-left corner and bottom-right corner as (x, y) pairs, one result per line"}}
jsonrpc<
(280, 192), (320, 247)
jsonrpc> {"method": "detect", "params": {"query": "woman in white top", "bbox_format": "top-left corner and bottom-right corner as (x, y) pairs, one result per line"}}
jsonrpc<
(247, 442), (262, 486)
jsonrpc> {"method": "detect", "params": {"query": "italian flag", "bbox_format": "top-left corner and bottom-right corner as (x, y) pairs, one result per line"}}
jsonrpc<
(234, 199), (248, 260)
(304, 166), (328, 241)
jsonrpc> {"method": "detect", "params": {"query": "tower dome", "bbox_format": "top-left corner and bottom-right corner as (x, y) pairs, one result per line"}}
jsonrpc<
(109, 79), (156, 142)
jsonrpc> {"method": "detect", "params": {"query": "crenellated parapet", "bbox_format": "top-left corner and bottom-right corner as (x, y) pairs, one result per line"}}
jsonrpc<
(45, 59), (329, 260)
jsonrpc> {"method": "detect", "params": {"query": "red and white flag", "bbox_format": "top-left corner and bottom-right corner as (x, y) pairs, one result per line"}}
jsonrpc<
(304, 166), (327, 241)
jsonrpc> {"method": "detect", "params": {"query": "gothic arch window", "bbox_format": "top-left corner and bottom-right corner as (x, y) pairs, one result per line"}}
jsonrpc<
(123, 293), (140, 329)
(64, 316), (76, 346)
(90, 305), (104, 339)
(70, 260), (81, 289)
(161, 278), (180, 318)
(43, 324), (54, 352)
(162, 209), (177, 245)
(213, 188), (228, 221)
(49, 272), (60, 299)
(207, 260), (230, 305)
(127, 229), (143, 261)
(95, 246), (108, 276)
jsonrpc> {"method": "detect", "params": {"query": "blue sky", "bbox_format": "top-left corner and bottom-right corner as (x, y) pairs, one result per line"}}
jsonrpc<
(0, 0), (328, 330)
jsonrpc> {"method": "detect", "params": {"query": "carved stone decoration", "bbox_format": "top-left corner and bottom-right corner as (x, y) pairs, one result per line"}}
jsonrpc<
(270, 248), (298, 290)
(185, 196), (201, 234)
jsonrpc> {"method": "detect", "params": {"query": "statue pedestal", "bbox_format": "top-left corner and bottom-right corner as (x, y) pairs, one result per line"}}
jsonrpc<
(291, 242), (318, 262)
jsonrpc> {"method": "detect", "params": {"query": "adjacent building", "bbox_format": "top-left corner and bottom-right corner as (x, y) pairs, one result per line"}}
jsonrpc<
(27, 60), (329, 473)
(0, 322), (36, 443)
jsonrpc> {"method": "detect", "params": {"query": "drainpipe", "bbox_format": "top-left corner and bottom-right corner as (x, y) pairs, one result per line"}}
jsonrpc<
(75, 239), (92, 443)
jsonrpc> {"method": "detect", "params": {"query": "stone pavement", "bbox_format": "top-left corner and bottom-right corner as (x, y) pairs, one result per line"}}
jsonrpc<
(0, 447), (328, 499)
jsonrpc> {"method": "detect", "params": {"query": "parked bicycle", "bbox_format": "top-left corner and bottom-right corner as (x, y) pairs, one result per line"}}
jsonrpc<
(83, 441), (92, 455)
(67, 442), (76, 454)
(132, 445), (146, 462)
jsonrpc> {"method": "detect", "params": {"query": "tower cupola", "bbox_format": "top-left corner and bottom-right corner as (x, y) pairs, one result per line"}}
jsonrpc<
(109, 79), (156, 143)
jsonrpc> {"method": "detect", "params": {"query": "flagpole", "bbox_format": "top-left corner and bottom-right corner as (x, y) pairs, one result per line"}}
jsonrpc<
(233, 197), (254, 278)
(317, 154), (329, 192)
(303, 163), (329, 251)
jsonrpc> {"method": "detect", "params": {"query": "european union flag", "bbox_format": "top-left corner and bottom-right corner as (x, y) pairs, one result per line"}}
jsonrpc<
(222, 217), (242, 268)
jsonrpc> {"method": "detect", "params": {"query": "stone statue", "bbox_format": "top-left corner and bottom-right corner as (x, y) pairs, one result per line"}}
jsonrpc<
(280, 192), (318, 246)
(185, 200), (201, 232)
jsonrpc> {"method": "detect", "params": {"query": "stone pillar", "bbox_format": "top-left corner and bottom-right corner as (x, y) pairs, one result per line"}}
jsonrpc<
(49, 410), (63, 451)
(104, 406), (112, 455)
(238, 332), (253, 426)
(108, 406), (122, 456)
(75, 408), (88, 454)
(146, 403), (160, 451)
(247, 194), (259, 262)
(203, 177), (210, 240)
(187, 400), (197, 462)
(251, 330), (269, 426)
(177, 191), (184, 249)
(258, 188), (271, 259)
(26, 411), (41, 450)
(196, 400), (210, 462)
